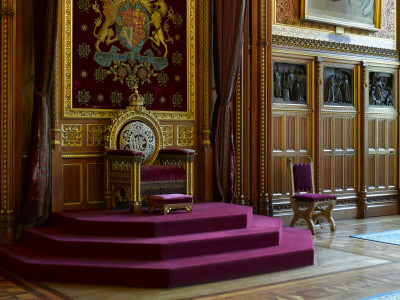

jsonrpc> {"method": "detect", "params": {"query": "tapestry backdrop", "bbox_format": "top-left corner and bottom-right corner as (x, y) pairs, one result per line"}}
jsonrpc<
(72, 0), (188, 112)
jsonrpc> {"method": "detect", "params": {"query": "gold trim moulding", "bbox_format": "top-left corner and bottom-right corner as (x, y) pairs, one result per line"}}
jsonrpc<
(321, 109), (358, 114)
(272, 107), (313, 113)
(62, 0), (196, 121)
(62, 152), (105, 159)
(272, 35), (399, 59)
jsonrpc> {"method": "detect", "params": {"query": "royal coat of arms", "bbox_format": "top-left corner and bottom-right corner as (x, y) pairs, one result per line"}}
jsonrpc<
(73, 0), (187, 111)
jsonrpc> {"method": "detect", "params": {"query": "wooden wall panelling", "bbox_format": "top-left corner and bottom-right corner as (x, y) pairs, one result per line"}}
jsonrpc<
(270, 53), (313, 218)
(365, 64), (399, 216)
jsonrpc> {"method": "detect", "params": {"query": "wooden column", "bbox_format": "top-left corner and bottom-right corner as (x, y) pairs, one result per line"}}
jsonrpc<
(197, 0), (213, 202)
(358, 61), (368, 218)
(314, 57), (323, 193)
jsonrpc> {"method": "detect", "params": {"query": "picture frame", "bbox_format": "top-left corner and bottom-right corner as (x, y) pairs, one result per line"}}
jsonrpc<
(300, 0), (382, 31)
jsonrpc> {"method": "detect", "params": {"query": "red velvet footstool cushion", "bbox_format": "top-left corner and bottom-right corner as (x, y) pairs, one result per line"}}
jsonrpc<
(149, 194), (193, 205)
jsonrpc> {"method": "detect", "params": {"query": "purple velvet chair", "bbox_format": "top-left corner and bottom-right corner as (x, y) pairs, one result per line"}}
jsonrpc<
(104, 88), (195, 214)
(287, 157), (336, 234)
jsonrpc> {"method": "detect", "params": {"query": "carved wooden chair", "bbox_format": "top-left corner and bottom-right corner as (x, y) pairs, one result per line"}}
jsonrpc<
(287, 157), (336, 235)
(104, 88), (195, 214)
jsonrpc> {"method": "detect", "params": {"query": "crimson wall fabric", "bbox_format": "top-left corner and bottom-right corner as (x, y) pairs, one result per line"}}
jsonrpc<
(212, 0), (247, 203)
(19, 0), (59, 226)
(71, 0), (188, 111)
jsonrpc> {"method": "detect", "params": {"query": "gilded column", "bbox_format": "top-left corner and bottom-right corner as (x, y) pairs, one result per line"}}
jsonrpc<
(235, 73), (244, 205)
(197, 0), (213, 202)
(358, 62), (368, 218)
(315, 57), (323, 193)
(0, 0), (15, 243)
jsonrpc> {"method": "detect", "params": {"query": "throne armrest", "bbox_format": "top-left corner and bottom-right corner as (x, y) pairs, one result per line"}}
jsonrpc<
(158, 149), (195, 162)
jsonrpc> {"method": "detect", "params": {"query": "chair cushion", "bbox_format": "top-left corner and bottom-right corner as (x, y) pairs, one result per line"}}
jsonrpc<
(158, 149), (195, 156)
(141, 165), (186, 182)
(293, 193), (337, 202)
(293, 164), (313, 192)
(149, 194), (193, 205)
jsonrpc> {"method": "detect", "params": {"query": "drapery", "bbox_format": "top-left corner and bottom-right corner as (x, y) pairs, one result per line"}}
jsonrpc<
(19, 0), (58, 226)
(211, 0), (247, 203)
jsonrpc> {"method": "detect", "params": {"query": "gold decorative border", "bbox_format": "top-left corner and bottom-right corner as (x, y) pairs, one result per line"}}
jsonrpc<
(272, 35), (399, 59)
(62, 0), (195, 120)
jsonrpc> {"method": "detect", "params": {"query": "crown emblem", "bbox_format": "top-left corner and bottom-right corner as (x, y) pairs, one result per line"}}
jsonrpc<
(128, 86), (144, 108)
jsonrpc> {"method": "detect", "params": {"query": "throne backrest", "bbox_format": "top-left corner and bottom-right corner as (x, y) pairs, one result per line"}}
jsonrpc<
(106, 88), (164, 165)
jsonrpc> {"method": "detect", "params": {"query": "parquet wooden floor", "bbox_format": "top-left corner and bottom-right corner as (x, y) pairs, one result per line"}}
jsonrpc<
(10, 215), (400, 299)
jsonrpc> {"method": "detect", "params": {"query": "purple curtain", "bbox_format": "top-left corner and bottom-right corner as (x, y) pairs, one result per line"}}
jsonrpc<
(211, 0), (247, 203)
(19, 0), (58, 225)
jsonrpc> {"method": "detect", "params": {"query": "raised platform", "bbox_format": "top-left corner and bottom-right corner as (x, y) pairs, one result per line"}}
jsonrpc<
(0, 203), (314, 288)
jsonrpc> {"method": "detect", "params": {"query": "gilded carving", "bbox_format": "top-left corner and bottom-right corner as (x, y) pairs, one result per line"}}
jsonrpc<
(272, 35), (399, 58)
(62, 124), (83, 146)
(87, 124), (106, 146)
(161, 125), (173, 146)
(177, 125), (193, 146)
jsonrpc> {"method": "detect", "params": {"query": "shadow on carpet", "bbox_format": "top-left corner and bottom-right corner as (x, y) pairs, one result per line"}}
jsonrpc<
(0, 266), (71, 300)
(351, 229), (400, 246)
(359, 289), (400, 300)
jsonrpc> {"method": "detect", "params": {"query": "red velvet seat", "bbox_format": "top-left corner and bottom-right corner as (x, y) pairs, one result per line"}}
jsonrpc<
(288, 157), (336, 234)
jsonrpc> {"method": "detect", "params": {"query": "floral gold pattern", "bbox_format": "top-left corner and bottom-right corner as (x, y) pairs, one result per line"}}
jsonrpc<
(77, 42), (91, 59)
(95, 67), (107, 83)
(110, 90), (123, 107)
(172, 93), (183, 107)
(143, 91), (155, 107)
(77, 89), (91, 105)
(77, 0), (91, 13)
(177, 125), (193, 146)
(62, 124), (83, 146)
(88, 124), (106, 146)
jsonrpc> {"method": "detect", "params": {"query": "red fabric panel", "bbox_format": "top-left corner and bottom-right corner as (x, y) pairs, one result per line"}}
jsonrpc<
(141, 165), (186, 182)
(211, 0), (247, 203)
(20, 0), (59, 226)
(293, 164), (313, 192)
(293, 193), (337, 202)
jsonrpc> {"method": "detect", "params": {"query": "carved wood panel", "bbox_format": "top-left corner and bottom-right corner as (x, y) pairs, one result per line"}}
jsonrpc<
(272, 111), (312, 198)
(367, 116), (398, 191)
(321, 114), (357, 194)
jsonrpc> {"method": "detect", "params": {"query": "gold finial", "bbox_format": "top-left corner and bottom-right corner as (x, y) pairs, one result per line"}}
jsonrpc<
(128, 85), (144, 107)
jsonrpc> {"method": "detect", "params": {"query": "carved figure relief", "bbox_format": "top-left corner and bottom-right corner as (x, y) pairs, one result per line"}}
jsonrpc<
(323, 67), (353, 106)
(273, 62), (307, 104)
(369, 72), (394, 107)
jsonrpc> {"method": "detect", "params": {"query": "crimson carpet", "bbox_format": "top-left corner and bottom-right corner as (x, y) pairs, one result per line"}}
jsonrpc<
(0, 203), (314, 288)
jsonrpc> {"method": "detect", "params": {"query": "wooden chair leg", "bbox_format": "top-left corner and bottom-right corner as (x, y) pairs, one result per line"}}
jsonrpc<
(325, 202), (336, 232)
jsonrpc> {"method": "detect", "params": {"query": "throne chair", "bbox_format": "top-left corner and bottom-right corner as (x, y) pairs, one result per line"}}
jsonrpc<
(104, 87), (195, 214)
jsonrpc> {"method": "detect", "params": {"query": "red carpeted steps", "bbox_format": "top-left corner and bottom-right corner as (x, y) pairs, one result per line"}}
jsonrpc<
(0, 203), (314, 287)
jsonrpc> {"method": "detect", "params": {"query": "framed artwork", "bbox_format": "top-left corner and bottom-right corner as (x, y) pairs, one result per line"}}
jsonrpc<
(323, 67), (354, 106)
(62, 0), (195, 120)
(369, 72), (394, 107)
(300, 0), (382, 31)
(273, 62), (307, 104)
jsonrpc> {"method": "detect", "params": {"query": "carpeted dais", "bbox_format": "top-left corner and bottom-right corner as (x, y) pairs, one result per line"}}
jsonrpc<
(0, 203), (314, 288)
(351, 229), (400, 246)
